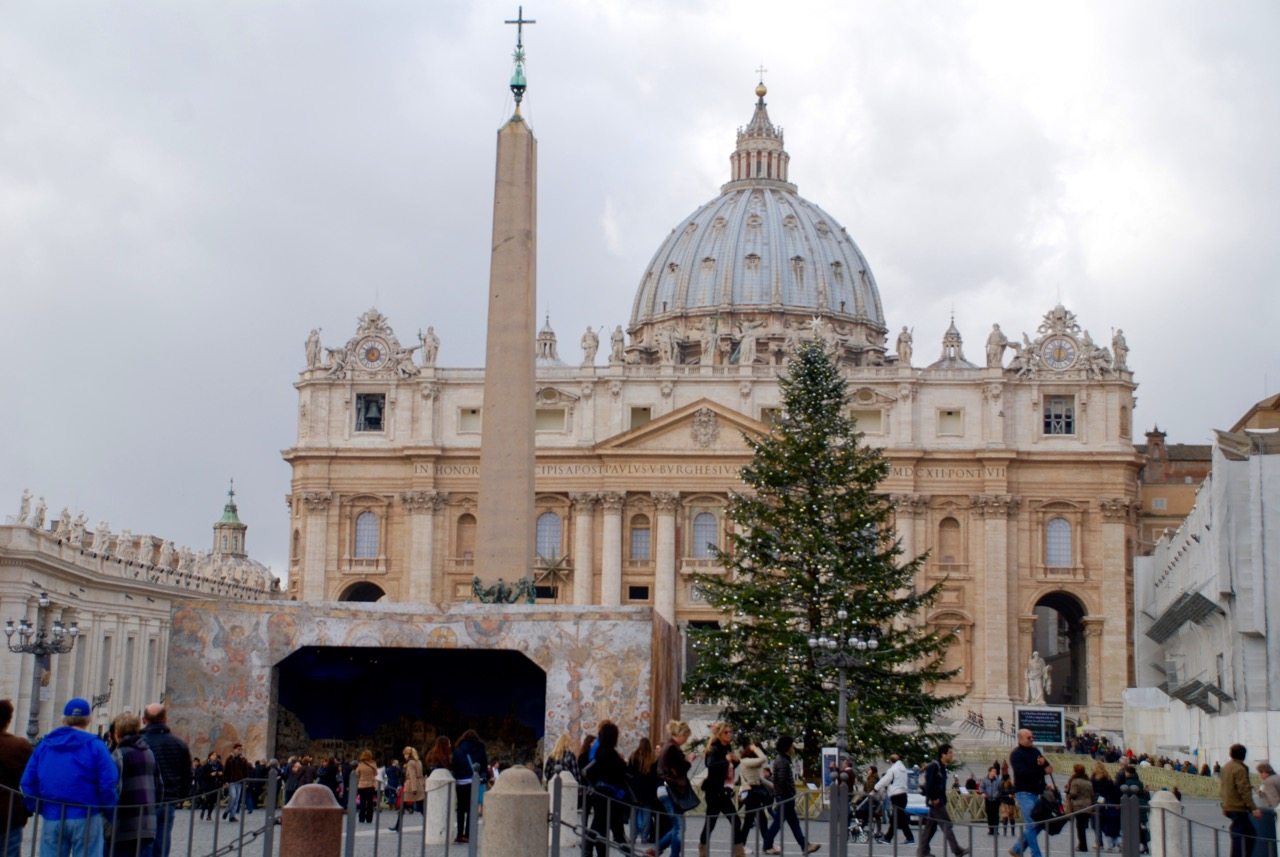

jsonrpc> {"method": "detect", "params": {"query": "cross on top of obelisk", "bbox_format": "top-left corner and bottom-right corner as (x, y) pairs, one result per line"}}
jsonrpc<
(505, 6), (536, 49)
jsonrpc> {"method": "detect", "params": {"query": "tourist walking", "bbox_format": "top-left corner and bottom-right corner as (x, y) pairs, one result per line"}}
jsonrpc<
(19, 697), (119, 857)
(1221, 744), (1261, 857)
(139, 705), (189, 857)
(107, 713), (160, 857)
(451, 730), (488, 844)
(698, 722), (741, 857)
(354, 751), (378, 824)
(651, 720), (693, 857)
(1254, 760), (1279, 857)
(979, 766), (1002, 837)
(221, 744), (250, 823)
(1008, 728), (1052, 857)
(389, 747), (423, 832)
(875, 753), (916, 846)
(543, 734), (579, 784)
(916, 743), (969, 857)
(627, 737), (660, 845)
(0, 700), (33, 857)
(999, 772), (1017, 836)
(1089, 760), (1120, 851)
(1065, 763), (1094, 853)
(734, 738), (772, 853)
(581, 721), (630, 857)
(761, 735), (819, 855)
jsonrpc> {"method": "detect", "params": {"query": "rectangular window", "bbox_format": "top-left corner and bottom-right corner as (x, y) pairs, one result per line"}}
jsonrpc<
(458, 407), (481, 433)
(355, 393), (385, 432)
(630, 527), (651, 561)
(628, 585), (651, 601)
(534, 585), (558, 600)
(1043, 395), (1075, 435)
(629, 406), (652, 430)
(1152, 497), (1167, 511)
(937, 409), (963, 436)
(535, 408), (566, 432)
(852, 408), (883, 433)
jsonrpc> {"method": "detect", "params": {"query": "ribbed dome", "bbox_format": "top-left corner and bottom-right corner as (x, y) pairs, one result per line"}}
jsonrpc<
(626, 87), (886, 367)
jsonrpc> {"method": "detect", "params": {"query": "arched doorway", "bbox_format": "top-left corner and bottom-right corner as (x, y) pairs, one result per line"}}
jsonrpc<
(338, 581), (385, 602)
(273, 646), (546, 762)
(1032, 592), (1087, 706)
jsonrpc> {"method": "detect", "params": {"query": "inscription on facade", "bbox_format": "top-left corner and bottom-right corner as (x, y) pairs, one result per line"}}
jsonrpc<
(414, 462), (744, 478)
(890, 465), (1007, 480)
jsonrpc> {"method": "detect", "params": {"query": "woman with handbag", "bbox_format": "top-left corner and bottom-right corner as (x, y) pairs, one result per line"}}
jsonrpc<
(354, 750), (378, 824)
(651, 720), (694, 857)
(390, 747), (424, 832)
(698, 722), (742, 857)
(734, 738), (772, 855)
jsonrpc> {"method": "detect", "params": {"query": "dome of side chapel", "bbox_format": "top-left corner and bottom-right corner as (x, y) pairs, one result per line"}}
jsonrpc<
(627, 85), (887, 367)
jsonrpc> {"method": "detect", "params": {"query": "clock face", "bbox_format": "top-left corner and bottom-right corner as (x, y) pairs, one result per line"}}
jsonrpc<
(357, 338), (389, 370)
(1041, 335), (1078, 371)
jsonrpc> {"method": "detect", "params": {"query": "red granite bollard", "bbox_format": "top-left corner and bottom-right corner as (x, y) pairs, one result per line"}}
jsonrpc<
(281, 784), (344, 857)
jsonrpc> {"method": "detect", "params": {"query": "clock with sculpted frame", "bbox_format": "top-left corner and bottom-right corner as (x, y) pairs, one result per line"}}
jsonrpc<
(356, 337), (390, 371)
(1040, 335), (1078, 371)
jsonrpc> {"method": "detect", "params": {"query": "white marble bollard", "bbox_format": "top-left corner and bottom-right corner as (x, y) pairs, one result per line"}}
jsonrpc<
(423, 768), (455, 845)
(1148, 790), (1184, 857)
(549, 770), (580, 850)
(480, 767), (548, 857)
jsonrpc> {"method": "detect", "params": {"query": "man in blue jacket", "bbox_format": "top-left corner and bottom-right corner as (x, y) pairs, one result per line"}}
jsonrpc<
(20, 697), (118, 857)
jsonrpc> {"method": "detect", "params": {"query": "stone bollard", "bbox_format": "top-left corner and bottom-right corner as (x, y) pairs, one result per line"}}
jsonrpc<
(480, 766), (548, 857)
(281, 784), (344, 857)
(1148, 790), (1183, 857)
(423, 768), (455, 845)
(549, 770), (580, 850)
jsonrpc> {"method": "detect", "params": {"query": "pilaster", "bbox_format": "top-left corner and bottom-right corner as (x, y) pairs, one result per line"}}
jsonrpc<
(301, 491), (333, 602)
(402, 490), (447, 604)
(599, 493), (625, 607)
(569, 492), (598, 605)
(652, 492), (680, 624)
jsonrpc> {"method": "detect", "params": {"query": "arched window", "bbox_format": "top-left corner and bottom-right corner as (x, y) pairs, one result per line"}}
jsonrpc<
(1045, 517), (1072, 566)
(691, 512), (718, 559)
(456, 513), (476, 560)
(937, 517), (961, 565)
(354, 511), (379, 558)
(630, 514), (651, 561)
(535, 512), (562, 560)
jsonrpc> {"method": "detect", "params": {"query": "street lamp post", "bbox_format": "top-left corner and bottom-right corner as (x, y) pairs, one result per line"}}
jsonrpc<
(809, 609), (879, 857)
(4, 592), (81, 741)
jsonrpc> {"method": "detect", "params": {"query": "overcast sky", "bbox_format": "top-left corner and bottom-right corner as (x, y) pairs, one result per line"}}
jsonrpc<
(3, 0), (1277, 578)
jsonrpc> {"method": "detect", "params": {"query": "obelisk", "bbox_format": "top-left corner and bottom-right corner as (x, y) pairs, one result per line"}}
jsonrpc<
(475, 11), (537, 587)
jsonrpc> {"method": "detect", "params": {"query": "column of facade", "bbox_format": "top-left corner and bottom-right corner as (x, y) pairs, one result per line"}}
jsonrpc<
(599, 493), (625, 607)
(891, 495), (927, 631)
(1098, 499), (1136, 719)
(569, 493), (598, 605)
(403, 490), (446, 604)
(652, 492), (680, 624)
(974, 494), (1017, 703)
(301, 492), (333, 602)
(1082, 617), (1105, 709)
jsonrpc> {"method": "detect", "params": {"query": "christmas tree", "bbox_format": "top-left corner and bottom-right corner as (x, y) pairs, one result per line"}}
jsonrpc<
(683, 339), (960, 768)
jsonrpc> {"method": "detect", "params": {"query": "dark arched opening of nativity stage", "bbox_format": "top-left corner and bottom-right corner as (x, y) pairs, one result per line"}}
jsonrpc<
(273, 646), (546, 762)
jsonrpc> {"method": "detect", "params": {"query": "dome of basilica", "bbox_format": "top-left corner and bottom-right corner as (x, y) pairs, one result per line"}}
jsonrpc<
(626, 86), (887, 367)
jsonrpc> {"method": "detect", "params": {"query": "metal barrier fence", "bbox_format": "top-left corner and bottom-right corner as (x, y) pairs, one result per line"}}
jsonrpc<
(5, 771), (1278, 857)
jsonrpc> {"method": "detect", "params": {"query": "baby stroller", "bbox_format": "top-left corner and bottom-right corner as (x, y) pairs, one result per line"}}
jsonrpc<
(848, 791), (882, 844)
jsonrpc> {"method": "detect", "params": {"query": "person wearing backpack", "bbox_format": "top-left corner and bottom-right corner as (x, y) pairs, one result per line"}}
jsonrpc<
(916, 744), (970, 857)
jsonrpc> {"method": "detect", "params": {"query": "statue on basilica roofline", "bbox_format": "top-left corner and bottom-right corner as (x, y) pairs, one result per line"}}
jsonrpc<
(609, 325), (625, 364)
(895, 326), (913, 366)
(70, 513), (87, 548)
(31, 497), (46, 531)
(986, 323), (1008, 368)
(325, 347), (349, 379)
(305, 329), (322, 368)
(16, 489), (31, 525)
(393, 345), (420, 379)
(580, 326), (599, 367)
(93, 521), (112, 556)
(53, 508), (71, 540)
(419, 326), (440, 366)
(1112, 328), (1129, 371)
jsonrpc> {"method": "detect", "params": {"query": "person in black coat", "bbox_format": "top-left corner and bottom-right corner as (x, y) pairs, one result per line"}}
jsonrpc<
(581, 721), (630, 857)
(698, 722), (741, 852)
(450, 730), (488, 844)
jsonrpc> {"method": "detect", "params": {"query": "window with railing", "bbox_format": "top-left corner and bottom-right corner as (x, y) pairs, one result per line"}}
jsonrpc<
(354, 512), (379, 558)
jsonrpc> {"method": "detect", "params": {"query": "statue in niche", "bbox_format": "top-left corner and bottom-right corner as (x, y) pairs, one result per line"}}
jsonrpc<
(580, 326), (599, 367)
(419, 327), (440, 366)
(1025, 651), (1048, 704)
(895, 326), (913, 366)
(17, 489), (30, 525)
(986, 324), (1008, 368)
(31, 497), (46, 531)
(1111, 328), (1129, 371)
(305, 329), (322, 368)
(609, 325), (625, 364)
